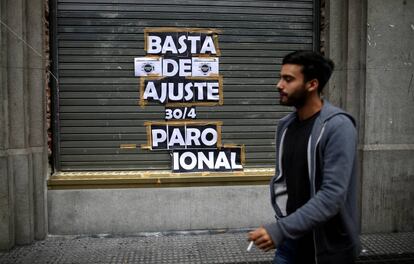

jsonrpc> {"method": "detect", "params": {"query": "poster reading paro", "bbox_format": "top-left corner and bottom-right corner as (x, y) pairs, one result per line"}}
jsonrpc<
(134, 28), (245, 173)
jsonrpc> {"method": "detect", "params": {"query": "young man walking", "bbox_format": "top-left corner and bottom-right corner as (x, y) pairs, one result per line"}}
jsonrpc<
(248, 51), (360, 264)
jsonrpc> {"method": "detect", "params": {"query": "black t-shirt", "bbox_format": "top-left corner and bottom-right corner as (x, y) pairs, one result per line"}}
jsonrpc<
(284, 111), (319, 214)
(282, 111), (320, 263)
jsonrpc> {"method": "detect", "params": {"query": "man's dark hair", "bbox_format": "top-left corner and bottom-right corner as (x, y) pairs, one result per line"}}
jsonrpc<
(282, 51), (335, 93)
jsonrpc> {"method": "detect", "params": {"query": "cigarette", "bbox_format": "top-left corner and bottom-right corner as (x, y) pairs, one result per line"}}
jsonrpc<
(247, 241), (254, 251)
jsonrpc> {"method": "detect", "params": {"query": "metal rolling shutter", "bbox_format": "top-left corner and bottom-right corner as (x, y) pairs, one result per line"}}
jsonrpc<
(52, 0), (318, 171)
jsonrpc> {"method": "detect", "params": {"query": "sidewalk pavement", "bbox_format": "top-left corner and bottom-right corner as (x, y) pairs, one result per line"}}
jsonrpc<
(0, 230), (413, 264)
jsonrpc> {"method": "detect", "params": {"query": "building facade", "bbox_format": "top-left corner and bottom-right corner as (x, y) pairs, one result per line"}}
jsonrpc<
(1, 0), (413, 251)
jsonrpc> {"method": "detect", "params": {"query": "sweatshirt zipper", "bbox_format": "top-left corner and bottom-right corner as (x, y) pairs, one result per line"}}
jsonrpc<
(276, 128), (288, 181)
(274, 128), (288, 219)
(309, 123), (326, 264)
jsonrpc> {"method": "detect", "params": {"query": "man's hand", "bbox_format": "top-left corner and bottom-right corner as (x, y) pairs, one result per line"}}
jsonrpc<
(248, 226), (275, 252)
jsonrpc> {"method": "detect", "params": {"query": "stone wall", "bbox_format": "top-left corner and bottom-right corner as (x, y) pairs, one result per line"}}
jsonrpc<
(361, 0), (414, 232)
(0, 0), (48, 250)
(325, 0), (414, 233)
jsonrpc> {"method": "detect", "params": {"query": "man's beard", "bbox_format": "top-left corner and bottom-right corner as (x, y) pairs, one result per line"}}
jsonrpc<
(279, 86), (308, 108)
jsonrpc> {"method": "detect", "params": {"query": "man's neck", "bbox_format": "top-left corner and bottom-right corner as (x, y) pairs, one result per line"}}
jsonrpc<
(296, 95), (323, 121)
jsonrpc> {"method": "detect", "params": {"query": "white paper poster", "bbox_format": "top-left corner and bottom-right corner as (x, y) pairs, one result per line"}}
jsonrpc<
(134, 57), (162, 76)
(192, 57), (219, 77)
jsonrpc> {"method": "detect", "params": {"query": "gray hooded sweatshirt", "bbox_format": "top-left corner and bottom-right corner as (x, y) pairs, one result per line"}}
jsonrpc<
(264, 101), (361, 264)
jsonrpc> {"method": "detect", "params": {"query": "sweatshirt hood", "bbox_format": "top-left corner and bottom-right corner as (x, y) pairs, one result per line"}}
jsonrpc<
(320, 100), (356, 127)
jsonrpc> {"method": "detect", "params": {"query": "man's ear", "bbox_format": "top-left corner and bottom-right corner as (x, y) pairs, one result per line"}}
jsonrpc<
(306, 79), (319, 92)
